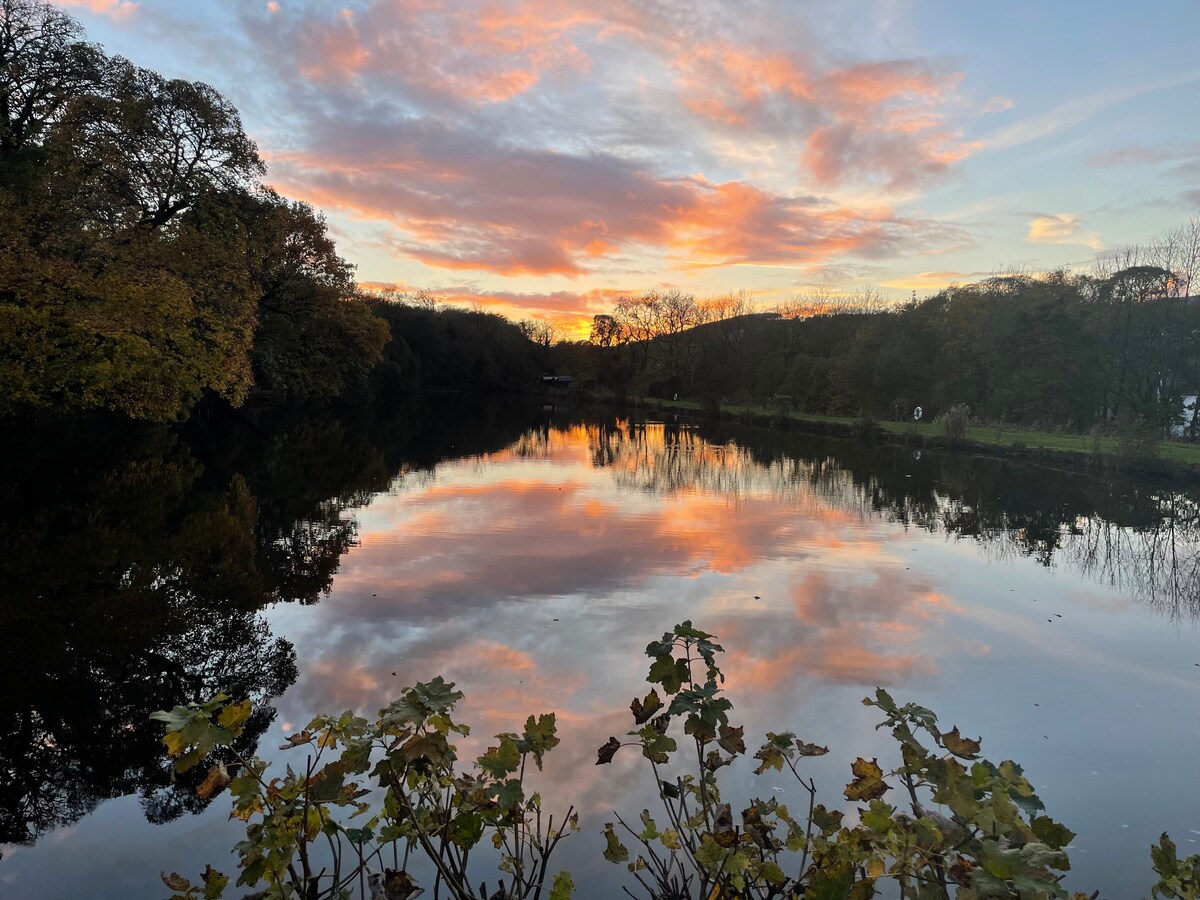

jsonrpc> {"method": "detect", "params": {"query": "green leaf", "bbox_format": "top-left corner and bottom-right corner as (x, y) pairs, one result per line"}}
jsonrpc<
(200, 865), (228, 899)
(638, 726), (677, 764)
(216, 699), (253, 735)
(548, 871), (575, 900)
(760, 861), (787, 886)
(648, 654), (688, 693)
(861, 799), (896, 832)
(452, 812), (484, 849)
(478, 735), (521, 777)
(806, 862), (855, 900)
(602, 823), (629, 864)
(1152, 832), (1181, 880)
(518, 713), (559, 769)
(639, 809), (659, 841)
(490, 778), (524, 810)
(810, 804), (844, 835)
(1031, 815), (1077, 850)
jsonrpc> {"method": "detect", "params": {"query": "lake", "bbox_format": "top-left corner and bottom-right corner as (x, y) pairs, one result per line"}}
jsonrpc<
(1, 399), (1198, 899)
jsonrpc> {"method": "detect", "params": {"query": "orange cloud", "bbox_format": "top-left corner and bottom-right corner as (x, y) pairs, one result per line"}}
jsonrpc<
(270, 137), (963, 277)
(233, 0), (977, 279)
(1027, 214), (1101, 249)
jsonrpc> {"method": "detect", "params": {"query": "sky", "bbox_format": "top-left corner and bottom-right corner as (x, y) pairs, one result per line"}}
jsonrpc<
(54, 0), (1200, 336)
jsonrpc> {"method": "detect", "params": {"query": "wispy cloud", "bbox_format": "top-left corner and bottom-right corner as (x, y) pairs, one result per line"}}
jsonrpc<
(982, 68), (1200, 152)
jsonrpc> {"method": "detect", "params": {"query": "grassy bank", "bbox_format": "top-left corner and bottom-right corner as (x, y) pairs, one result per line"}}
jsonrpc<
(641, 397), (1200, 473)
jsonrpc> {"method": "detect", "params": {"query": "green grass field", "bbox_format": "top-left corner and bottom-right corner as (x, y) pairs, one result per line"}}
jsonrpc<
(643, 397), (1200, 468)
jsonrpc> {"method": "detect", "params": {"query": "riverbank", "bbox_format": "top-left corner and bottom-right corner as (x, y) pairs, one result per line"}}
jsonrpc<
(639, 396), (1200, 479)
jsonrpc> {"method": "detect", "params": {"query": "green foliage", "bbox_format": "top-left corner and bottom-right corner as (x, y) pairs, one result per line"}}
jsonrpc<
(570, 265), (1200, 436)
(1152, 833), (1200, 899)
(157, 621), (1190, 900)
(240, 191), (388, 405)
(153, 678), (575, 900)
(596, 623), (1099, 900)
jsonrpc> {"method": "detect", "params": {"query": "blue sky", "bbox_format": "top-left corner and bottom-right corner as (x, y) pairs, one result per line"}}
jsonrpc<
(56, 0), (1200, 333)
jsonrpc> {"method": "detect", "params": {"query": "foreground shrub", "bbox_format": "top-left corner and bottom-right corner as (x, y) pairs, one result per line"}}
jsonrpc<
(153, 683), (573, 900)
(154, 623), (1198, 899)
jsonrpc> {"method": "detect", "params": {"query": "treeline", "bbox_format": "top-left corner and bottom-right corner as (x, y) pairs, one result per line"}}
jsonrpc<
(0, 0), (543, 423)
(555, 238), (1200, 432)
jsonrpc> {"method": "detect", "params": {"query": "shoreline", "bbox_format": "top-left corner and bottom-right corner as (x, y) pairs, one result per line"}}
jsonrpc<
(630, 395), (1200, 483)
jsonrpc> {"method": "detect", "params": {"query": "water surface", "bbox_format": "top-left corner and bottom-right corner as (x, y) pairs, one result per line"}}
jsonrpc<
(2, 403), (1198, 898)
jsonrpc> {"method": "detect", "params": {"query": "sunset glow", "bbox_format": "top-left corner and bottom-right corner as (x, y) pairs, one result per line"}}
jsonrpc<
(61, 1), (1200, 334)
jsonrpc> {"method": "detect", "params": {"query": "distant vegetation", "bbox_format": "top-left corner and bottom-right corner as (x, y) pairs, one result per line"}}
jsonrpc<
(554, 238), (1200, 436)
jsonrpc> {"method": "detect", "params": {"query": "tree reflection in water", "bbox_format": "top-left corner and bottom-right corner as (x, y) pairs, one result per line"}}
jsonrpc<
(572, 419), (1200, 620)
(0, 398), (547, 852)
(3, 406), (1197, 859)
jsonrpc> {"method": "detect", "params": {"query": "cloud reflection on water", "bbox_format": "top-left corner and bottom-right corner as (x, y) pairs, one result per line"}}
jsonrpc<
(260, 418), (1200, 897)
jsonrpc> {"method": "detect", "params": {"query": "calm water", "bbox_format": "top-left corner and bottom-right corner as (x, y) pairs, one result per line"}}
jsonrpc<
(1, 401), (1198, 899)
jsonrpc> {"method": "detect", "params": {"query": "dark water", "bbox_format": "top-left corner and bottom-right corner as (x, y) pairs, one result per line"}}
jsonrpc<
(1, 401), (1198, 898)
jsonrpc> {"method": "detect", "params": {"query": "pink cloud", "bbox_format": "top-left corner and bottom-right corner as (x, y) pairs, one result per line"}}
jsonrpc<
(56, 0), (136, 18)
(267, 122), (966, 277)
(208, 0), (982, 282)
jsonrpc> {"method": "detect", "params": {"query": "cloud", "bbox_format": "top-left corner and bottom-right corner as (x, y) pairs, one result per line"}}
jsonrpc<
(272, 421), (961, 752)
(981, 96), (1014, 115)
(982, 68), (1200, 152)
(1026, 214), (1101, 250)
(667, 45), (976, 190)
(56, 0), (137, 18)
(1088, 141), (1200, 168)
(880, 271), (971, 291)
(214, 0), (979, 280)
(266, 117), (967, 277)
(68, 0), (990, 303)
(237, 0), (604, 104)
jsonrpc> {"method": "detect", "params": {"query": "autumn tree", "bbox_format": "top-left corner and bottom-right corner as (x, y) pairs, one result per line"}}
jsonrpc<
(233, 190), (387, 404)
(0, 0), (103, 163)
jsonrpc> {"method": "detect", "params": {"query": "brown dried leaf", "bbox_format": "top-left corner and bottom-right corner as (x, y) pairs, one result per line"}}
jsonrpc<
(161, 871), (192, 891)
(195, 762), (231, 800)
(941, 726), (981, 760)
(630, 690), (663, 725)
(595, 736), (621, 765)
(717, 724), (745, 755)
(844, 757), (890, 802)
